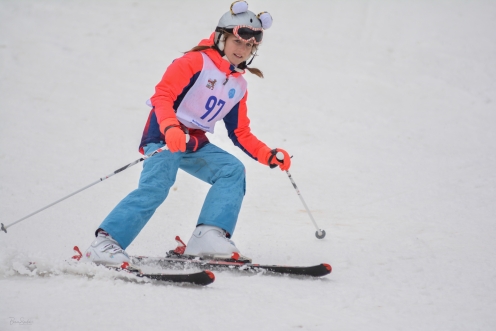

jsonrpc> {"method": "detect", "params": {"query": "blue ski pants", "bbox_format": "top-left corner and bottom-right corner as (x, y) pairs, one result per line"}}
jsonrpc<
(99, 142), (246, 249)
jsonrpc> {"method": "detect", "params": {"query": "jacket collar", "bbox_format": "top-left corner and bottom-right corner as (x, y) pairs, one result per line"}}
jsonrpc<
(197, 33), (245, 78)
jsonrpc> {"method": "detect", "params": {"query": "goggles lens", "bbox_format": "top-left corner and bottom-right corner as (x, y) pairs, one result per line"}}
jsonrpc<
(233, 25), (263, 44)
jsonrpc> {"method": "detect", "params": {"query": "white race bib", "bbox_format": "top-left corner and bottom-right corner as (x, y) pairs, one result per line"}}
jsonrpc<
(175, 53), (247, 133)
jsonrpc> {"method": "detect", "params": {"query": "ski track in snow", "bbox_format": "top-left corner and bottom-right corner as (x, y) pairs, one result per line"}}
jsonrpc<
(1, 1), (495, 330)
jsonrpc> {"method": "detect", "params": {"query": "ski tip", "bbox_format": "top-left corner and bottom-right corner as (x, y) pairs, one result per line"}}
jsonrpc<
(323, 263), (332, 273)
(205, 270), (215, 281)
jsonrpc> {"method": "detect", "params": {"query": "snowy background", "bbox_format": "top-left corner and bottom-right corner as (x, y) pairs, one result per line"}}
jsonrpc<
(1, 0), (495, 330)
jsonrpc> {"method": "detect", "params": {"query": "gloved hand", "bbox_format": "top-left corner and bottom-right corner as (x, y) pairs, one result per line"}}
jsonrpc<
(159, 118), (187, 153)
(257, 146), (291, 171)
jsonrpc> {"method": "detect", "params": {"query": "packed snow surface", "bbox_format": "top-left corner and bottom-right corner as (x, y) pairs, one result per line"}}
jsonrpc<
(1, 1), (495, 330)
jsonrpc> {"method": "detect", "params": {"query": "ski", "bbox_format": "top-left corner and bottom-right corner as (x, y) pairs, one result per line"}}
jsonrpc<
(132, 255), (331, 277)
(131, 246), (331, 278)
(129, 236), (332, 278)
(109, 262), (215, 286)
(72, 246), (215, 286)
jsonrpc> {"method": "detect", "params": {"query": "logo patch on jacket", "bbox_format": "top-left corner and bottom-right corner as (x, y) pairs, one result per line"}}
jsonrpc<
(206, 79), (217, 90)
(228, 88), (236, 99)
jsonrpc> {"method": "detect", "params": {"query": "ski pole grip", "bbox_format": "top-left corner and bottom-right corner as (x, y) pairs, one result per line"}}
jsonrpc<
(161, 134), (189, 151)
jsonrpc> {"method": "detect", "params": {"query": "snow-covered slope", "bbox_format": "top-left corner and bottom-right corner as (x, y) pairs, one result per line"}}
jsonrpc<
(1, 1), (495, 330)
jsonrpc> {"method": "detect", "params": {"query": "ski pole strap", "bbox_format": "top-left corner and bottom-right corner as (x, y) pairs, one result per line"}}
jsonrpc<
(163, 124), (190, 135)
(162, 125), (179, 135)
(268, 150), (286, 169)
(268, 149), (279, 169)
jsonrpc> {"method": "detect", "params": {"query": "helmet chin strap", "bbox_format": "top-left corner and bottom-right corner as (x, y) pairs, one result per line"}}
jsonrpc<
(247, 50), (257, 65)
(238, 51), (257, 69)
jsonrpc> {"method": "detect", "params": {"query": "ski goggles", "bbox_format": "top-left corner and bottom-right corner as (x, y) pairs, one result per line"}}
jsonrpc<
(232, 25), (263, 44)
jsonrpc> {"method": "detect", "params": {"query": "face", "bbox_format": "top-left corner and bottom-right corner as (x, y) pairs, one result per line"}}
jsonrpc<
(223, 35), (254, 66)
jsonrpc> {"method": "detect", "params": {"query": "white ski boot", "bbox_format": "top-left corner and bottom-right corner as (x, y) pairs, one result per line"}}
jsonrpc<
(80, 230), (130, 266)
(183, 225), (251, 262)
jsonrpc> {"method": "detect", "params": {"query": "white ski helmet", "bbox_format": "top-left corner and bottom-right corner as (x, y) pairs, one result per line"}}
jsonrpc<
(214, 1), (273, 54)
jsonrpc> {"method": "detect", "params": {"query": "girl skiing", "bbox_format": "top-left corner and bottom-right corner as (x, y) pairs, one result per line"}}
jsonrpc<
(82, 1), (291, 265)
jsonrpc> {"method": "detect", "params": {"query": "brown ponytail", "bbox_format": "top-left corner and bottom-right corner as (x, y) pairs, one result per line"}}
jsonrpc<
(245, 67), (263, 78)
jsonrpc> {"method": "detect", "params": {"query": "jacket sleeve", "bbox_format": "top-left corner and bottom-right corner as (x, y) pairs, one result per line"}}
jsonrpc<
(223, 90), (269, 161)
(150, 52), (203, 125)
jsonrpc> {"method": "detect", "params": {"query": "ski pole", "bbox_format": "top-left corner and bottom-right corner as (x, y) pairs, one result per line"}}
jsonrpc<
(1, 140), (183, 234)
(276, 152), (326, 239)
